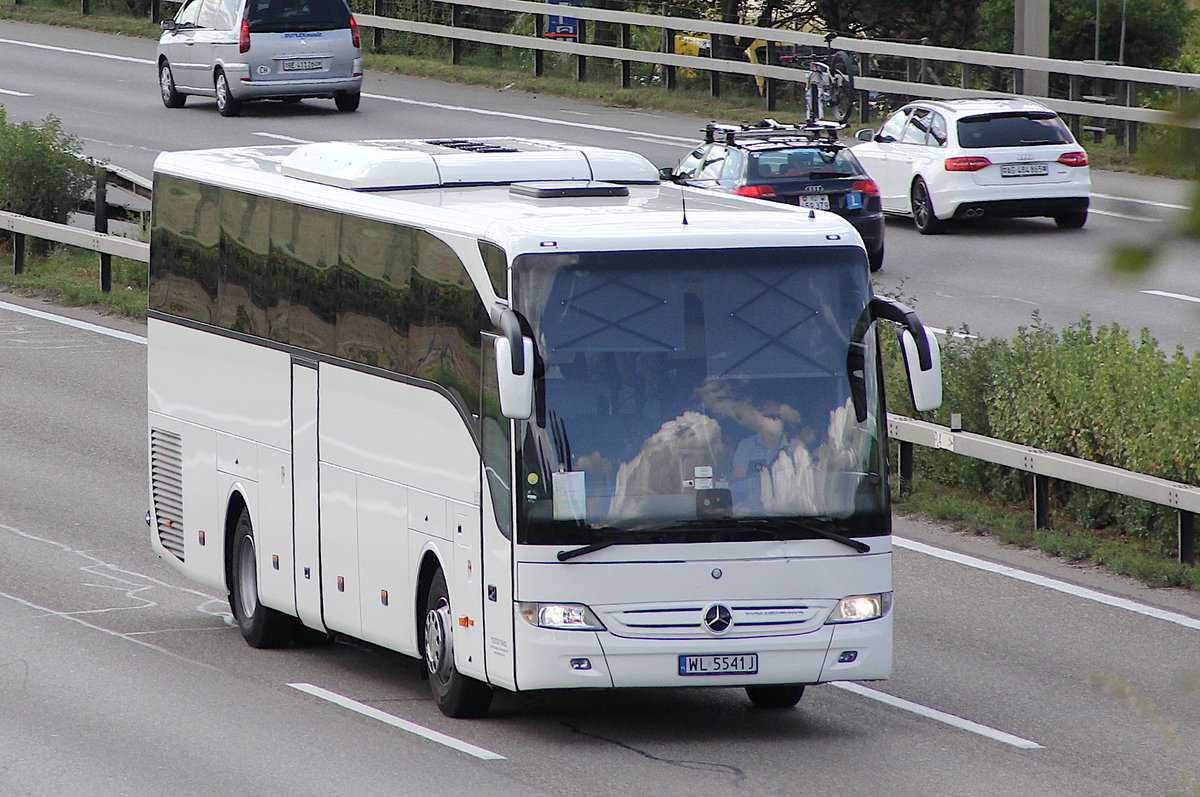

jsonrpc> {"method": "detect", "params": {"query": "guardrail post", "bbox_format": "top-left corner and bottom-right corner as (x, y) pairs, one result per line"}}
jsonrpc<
(898, 440), (914, 497)
(764, 41), (777, 111)
(95, 170), (112, 293)
(661, 12), (676, 91)
(372, 0), (383, 51)
(451, 4), (463, 65)
(534, 14), (544, 77)
(620, 23), (631, 88)
(13, 232), (25, 275)
(1033, 473), (1051, 530)
(1179, 511), (1196, 565)
(576, 19), (587, 82)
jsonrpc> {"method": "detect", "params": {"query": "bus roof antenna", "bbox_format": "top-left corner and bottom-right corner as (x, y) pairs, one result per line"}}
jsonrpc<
(681, 186), (689, 226)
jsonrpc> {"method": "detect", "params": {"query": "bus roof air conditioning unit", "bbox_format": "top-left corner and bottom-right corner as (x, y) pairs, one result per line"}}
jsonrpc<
(279, 138), (659, 191)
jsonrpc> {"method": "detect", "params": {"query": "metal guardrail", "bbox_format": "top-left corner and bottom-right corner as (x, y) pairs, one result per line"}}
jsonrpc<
(1, 167), (150, 293)
(351, 0), (1199, 143)
(2, 180), (1195, 566)
(890, 415), (1199, 565)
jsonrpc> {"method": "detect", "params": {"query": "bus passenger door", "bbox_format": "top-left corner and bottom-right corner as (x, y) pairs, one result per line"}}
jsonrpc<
(291, 360), (324, 631)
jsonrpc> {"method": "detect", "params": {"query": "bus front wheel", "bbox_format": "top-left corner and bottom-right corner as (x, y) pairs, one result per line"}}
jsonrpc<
(229, 507), (295, 648)
(745, 684), (806, 708)
(423, 569), (494, 718)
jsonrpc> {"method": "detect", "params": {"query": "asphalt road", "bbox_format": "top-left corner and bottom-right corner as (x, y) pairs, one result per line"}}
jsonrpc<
(1, 20), (1200, 796)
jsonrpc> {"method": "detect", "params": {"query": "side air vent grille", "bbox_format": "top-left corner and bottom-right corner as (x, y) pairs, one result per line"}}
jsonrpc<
(150, 428), (185, 562)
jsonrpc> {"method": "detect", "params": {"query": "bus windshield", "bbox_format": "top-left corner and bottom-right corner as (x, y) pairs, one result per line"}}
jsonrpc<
(514, 246), (887, 546)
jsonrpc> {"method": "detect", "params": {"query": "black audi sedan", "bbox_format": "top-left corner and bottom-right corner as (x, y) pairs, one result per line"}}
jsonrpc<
(661, 119), (886, 271)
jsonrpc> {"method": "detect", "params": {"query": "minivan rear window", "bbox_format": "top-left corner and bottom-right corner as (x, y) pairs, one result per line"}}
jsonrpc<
(246, 0), (351, 32)
(956, 112), (1073, 148)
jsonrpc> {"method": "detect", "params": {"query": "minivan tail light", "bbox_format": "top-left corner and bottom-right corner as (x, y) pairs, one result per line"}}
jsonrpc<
(733, 185), (776, 199)
(349, 15), (361, 49)
(239, 18), (251, 53)
(944, 156), (991, 172)
(850, 179), (880, 197)
(1058, 151), (1089, 167)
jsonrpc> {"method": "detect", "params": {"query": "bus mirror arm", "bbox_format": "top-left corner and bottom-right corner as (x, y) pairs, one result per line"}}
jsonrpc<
(870, 298), (930, 371)
(870, 298), (944, 413)
(498, 309), (525, 375)
(495, 310), (534, 419)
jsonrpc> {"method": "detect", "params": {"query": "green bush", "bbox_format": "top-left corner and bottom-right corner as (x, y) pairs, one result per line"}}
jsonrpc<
(0, 106), (94, 250)
(884, 314), (1200, 553)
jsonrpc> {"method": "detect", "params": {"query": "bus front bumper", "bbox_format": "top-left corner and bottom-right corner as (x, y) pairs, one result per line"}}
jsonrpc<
(511, 616), (892, 690)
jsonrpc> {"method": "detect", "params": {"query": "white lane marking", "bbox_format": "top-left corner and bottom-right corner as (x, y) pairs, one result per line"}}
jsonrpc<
(831, 682), (1044, 749)
(0, 87), (33, 97)
(1092, 192), (1190, 211)
(0, 300), (146, 344)
(1089, 208), (1164, 222)
(1142, 289), (1200, 305)
(361, 92), (696, 145)
(895, 535), (1200, 632)
(0, 37), (153, 65)
(253, 131), (314, 144)
(926, 326), (978, 340)
(288, 683), (506, 760)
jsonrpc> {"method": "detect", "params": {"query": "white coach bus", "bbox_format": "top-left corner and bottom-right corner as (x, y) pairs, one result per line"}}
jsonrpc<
(147, 137), (941, 718)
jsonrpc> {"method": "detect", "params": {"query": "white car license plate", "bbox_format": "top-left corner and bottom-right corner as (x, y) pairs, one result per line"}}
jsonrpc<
(797, 194), (831, 209)
(282, 59), (324, 72)
(678, 653), (759, 676)
(1000, 163), (1049, 177)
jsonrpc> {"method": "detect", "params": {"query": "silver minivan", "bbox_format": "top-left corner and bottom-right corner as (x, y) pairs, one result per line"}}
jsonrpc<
(158, 0), (363, 116)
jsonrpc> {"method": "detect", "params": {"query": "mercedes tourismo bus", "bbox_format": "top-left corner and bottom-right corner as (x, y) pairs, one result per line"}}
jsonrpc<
(147, 137), (942, 717)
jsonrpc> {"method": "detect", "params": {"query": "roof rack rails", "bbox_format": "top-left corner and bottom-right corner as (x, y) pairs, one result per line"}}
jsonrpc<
(703, 118), (845, 146)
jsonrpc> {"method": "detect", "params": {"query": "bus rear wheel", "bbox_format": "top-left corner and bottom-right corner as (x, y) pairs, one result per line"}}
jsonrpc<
(229, 507), (295, 648)
(745, 684), (806, 708)
(423, 569), (493, 718)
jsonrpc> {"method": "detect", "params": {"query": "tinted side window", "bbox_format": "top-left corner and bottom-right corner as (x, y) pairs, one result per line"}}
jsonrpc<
(150, 175), (220, 324)
(674, 148), (706, 179)
(878, 109), (911, 142)
(928, 112), (948, 146)
(479, 240), (508, 299)
(195, 0), (229, 29)
(173, 0), (202, 25)
(696, 146), (727, 180)
(956, 112), (1074, 148)
(900, 109), (933, 145)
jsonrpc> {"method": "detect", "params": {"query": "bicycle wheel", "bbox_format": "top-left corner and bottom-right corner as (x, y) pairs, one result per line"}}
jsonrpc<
(804, 78), (821, 122)
(828, 51), (855, 123)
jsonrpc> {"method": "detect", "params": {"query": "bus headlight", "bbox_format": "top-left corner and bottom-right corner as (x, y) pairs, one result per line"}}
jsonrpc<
(826, 593), (892, 624)
(517, 602), (606, 631)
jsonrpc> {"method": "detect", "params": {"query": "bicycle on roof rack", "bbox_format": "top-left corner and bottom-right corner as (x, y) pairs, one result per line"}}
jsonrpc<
(802, 33), (856, 125)
(703, 118), (845, 146)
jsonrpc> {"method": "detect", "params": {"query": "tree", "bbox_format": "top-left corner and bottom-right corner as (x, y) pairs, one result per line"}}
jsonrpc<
(975, 0), (1194, 69)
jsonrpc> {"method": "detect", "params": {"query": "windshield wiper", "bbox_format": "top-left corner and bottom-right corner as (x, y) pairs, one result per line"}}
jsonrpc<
(558, 541), (617, 561)
(665, 517), (871, 554)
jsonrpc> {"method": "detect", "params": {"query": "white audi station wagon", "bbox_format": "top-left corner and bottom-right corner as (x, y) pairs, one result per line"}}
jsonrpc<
(852, 98), (1090, 234)
(158, 0), (363, 117)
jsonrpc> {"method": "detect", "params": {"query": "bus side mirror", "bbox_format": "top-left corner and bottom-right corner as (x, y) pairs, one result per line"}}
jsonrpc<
(495, 335), (534, 419)
(899, 325), (943, 412)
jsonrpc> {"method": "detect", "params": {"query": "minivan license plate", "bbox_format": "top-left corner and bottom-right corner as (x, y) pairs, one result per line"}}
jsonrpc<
(282, 59), (323, 71)
(678, 653), (758, 676)
(1000, 163), (1049, 177)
